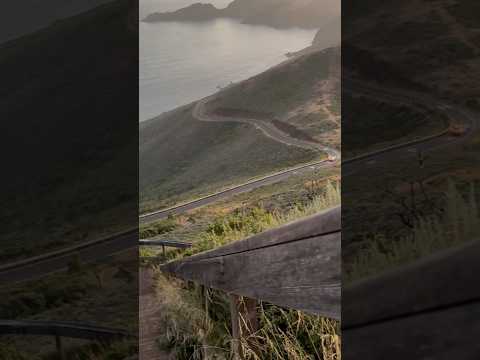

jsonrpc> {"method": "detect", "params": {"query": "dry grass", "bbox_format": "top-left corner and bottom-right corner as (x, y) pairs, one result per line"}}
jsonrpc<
(156, 182), (341, 359)
(346, 180), (479, 283)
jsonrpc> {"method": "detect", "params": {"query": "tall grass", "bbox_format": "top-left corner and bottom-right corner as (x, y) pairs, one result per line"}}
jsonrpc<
(157, 182), (341, 359)
(346, 180), (480, 283)
(184, 181), (340, 257)
(241, 304), (340, 360)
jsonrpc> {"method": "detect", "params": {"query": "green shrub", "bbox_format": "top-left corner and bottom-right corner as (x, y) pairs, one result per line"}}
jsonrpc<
(139, 218), (177, 239)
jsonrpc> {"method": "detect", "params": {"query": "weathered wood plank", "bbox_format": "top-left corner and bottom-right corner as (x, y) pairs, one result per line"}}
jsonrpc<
(343, 300), (480, 360)
(162, 207), (341, 319)
(171, 206), (340, 262)
(343, 240), (480, 328)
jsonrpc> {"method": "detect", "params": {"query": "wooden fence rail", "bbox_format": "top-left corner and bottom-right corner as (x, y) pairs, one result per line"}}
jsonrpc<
(342, 239), (480, 359)
(161, 206), (341, 319)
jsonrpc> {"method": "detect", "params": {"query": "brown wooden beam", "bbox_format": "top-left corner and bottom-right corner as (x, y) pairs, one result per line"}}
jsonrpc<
(162, 207), (341, 319)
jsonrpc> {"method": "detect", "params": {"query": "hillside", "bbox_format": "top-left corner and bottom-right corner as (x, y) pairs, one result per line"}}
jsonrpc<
(139, 46), (341, 213)
(343, 0), (480, 106)
(206, 47), (341, 149)
(143, 0), (340, 29)
(0, 0), (137, 261)
(139, 105), (318, 213)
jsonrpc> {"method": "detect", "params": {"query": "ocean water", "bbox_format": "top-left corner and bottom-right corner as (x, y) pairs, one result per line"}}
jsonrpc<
(139, 0), (317, 121)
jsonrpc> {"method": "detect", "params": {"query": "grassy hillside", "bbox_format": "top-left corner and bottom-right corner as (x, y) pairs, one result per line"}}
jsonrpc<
(207, 47), (341, 149)
(0, 0), (138, 262)
(140, 105), (318, 213)
(344, 0), (480, 106)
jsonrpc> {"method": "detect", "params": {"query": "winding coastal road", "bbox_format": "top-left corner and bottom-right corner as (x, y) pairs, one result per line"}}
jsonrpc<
(2, 80), (477, 283)
(140, 93), (341, 224)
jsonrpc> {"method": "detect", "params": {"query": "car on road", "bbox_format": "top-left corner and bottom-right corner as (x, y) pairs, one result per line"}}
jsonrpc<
(448, 123), (467, 136)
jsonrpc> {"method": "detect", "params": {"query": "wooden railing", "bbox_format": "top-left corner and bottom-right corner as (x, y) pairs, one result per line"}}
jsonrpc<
(161, 206), (340, 319)
(161, 206), (340, 356)
(342, 239), (480, 359)
(0, 320), (133, 359)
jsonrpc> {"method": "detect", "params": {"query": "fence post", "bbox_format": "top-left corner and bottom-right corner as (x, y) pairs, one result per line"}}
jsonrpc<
(202, 285), (211, 360)
(229, 294), (259, 359)
(55, 334), (65, 360)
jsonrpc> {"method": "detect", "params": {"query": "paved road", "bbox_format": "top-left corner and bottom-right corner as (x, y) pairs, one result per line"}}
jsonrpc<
(343, 81), (478, 176)
(3, 81), (477, 283)
(140, 93), (341, 224)
(0, 231), (137, 284)
(140, 158), (335, 223)
(193, 96), (335, 154)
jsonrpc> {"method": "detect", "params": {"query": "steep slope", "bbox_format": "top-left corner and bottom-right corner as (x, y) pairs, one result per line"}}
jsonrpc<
(344, 0), (480, 106)
(139, 105), (318, 213)
(139, 46), (341, 213)
(206, 47), (341, 149)
(0, 0), (137, 261)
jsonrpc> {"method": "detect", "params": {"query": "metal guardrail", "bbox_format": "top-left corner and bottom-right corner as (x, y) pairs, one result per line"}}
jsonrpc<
(140, 239), (192, 258)
(139, 239), (192, 248)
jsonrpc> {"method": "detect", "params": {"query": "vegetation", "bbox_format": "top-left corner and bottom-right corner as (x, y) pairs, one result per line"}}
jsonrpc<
(342, 95), (447, 157)
(140, 106), (319, 213)
(208, 47), (340, 149)
(344, 1), (480, 102)
(0, 0), (137, 261)
(0, 340), (138, 360)
(346, 180), (479, 283)
(0, 254), (138, 359)
(139, 217), (178, 239)
(212, 49), (332, 116)
(154, 182), (341, 359)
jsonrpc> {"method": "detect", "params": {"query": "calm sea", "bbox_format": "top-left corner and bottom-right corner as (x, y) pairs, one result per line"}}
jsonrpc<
(139, 0), (317, 121)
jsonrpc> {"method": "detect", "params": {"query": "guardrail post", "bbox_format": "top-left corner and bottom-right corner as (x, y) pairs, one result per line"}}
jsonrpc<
(55, 334), (65, 360)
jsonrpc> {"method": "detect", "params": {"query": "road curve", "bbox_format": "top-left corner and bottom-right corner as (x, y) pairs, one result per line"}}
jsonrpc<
(343, 81), (478, 175)
(193, 95), (338, 156)
(3, 81), (477, 283)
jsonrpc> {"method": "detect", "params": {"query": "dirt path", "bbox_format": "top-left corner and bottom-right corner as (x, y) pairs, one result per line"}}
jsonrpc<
(140, 267), (170, 360)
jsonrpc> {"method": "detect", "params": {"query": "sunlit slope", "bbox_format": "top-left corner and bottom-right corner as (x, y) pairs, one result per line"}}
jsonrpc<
(139, 106), (317, 213)
(206, 47), (341, 149)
